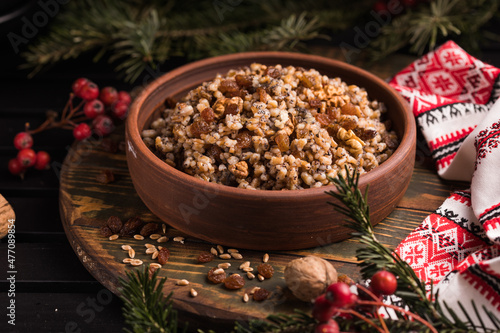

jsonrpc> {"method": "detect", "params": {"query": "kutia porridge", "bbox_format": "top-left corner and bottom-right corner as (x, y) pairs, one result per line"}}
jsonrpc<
(141, 63), (398, 190)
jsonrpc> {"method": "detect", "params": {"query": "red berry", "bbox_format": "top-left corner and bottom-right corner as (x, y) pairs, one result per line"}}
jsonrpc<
(325, 282), (353, 308)
(13, 132), (33, 150)
(402, 0), (418, 7)
(117, 91), (132, 105)
(83, 99), (105, 119)
(17, 148), (37, 167)
(34, 151), (51, 170)
(99, 86), (118, 106)
(315, 319), (340, 333)
(312, 294), (337, 323)
(92, 115), (114, 137)
(370, 270), (397, 296)
(79, 82), (100, 101)
(8, 158), (26, 175)
(373, 0), (388, 14)
(111, 100), (129, 119)
(72, 77), (90, 97)
(73, 123), (92, 141)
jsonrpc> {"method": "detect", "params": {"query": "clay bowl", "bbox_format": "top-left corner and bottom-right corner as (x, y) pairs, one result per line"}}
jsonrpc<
(125, 52), (416, 251)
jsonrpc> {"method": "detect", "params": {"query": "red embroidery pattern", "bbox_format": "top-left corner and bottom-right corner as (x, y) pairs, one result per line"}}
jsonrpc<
(461, 266), (500, 311)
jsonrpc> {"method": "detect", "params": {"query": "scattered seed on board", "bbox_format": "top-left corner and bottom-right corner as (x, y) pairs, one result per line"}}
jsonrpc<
(249, 287), (260, 294)
(150, 263), (162, 269)
(150, 233), (161, 240)
(190, 288), (198, 297)
(239, 261), (251, 270)
(216, 245), (224, 254)
(177, 279), (189, 286)
(173, 236), (185, 244)
(130, 259), (143, 266)
(219, 254), (231, 260)
(242, 267), (253, 272)
(123, 258), (133, 264)
(218, 263), (231, 269)
(247, 272), (255, 279)
(231, 253), (243, 260)
(121, 245), (131, 251)
(213, 268), (225, 275)
(128, 248), (136, 259)
(210, 247), (218, 256)
(258, 274), (265, 281)
(263, 253), (269, 263)
(157, 236), (168, 243)
(109, 234), (119, 241)
(227, 248), (239, 253)
(146, 247), (156, 254)
(152, 251), (159, 260)
(162, 224), (166, 234)
(158, 246), (163, 250)
(134, 234), (144, 240)
(243, 293), (249, 303)
(145, 243), (155, 248)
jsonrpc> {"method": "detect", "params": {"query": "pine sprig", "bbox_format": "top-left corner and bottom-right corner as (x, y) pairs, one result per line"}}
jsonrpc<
(119, 266), (186, 333)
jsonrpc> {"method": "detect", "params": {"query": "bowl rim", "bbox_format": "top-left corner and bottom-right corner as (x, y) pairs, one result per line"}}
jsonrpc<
(126, 51), (416, 200)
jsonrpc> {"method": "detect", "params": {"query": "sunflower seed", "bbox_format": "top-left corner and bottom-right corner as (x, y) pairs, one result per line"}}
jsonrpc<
(263, 253), (269, 263)
(219, 254), (231, 260)
(249, 287), (260, 294)
(239, 261), (251, 270)
(210, 247), (218, 256)
(213, 268), (225, 275)
(227, 248), (239, 253)
(157, 236), (168, 243)
(173, 236), (185, 244)
(162, 224), (166, 234)
(177, 279), (189, 286)
(109, 234), (119, 241)
(246, 272), (255, 279)
(243, 293), (249, 303)
(128, 248), (135, 258)
(218, 263), (231, 269)
(145, 243), (156, 248)
(130, 259), (143, 266)
(190, 288), (198, 297)
(216, 244), (224, 254)
(152, 251), (159, 260)
(121, 245), (131, 251)
(258, 274), (265, 281)
(242, 267), (254, 272)
(123, 258), (133, 264)
(231, 252), (243, 260)
(150, 263), (162, 269)
(146, 247), (156, 254)
(149, 233), (161, 240)
(134, 234), (144, 240)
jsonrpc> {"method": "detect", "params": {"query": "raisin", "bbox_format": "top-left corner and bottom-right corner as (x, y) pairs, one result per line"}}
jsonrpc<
(327, 124), (341, 137)
(257, 263), (274, 279)
(265, 66), (282, 79)
(274, 132), (290, 152)
(219, 79), (239, 95)
(315, 113), (332, 127)
(235, 74), (253, 88)
(292, 149), (305, 160)
(354, 128), (377, 141)
(384, 136), (399, 150)
(191, 118), (211, 138)
(309, 98), (322, 108)
(106, 216), (123, 234)
(236, 131), (253, 149)
(224, 103), (239, 116)
(224, 274), (245, 290)
(341, 102), (358, 115)
(201, 107), (216, 123)
(140, 223), (159, 237)
(257, 87), (267, 103)
(96, 170), (115, 184)
(100, 225), (113, 238)
(327, 107), (340, 121)
(120, 216), (145, 236)
(253, 288), (271, 301)
(197, 251), (214, 263)
(339, 118), (357, 131)
(207, 267), (226, 284)
(206, 145), (223, 163)
(300, 75), (314, 88)
(157, 247), (170, 265)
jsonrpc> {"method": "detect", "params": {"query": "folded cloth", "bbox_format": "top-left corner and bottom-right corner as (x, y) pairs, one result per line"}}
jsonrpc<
(389, 41), (500, 326)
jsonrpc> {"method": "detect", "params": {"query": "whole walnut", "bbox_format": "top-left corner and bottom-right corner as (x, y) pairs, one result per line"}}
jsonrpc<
(284, 255), (338, 302)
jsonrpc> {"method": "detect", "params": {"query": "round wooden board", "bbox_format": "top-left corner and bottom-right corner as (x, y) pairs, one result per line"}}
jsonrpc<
(59, 125), (452, 330)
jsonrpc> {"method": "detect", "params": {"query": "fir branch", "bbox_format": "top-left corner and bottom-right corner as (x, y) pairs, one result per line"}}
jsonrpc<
(119, 266), (186, 333)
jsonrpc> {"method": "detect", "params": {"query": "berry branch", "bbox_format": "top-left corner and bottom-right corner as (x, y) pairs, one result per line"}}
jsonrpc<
(7, 78), (132, 179)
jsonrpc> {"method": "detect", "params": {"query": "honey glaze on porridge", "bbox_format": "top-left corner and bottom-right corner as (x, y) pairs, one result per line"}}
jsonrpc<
(142, 63), (398, 190)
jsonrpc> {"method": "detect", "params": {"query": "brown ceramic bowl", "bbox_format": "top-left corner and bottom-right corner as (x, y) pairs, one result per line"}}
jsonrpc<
(125, 52), (416, 251)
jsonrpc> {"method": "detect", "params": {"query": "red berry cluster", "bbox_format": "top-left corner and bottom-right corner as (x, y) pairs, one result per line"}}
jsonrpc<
(8, 78), (132, 178)
(8, 132), (51, 177)
(312, 270), (398, 333)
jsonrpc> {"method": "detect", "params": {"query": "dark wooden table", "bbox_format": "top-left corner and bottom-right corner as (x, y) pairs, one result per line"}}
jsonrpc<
(1, 42), (499, 333)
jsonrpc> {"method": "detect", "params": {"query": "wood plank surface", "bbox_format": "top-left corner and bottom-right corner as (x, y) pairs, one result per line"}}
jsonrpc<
(58, 120), (463, 326)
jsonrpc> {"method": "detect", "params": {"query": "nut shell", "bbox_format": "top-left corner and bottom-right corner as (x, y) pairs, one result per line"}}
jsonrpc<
(284, 255), (337, 302)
